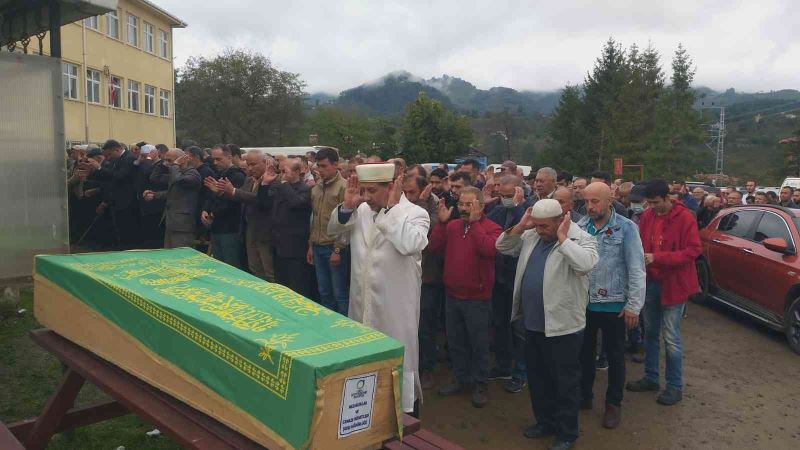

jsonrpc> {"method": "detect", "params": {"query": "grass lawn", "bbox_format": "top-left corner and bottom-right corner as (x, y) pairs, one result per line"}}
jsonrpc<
(0, 288), (181, 449)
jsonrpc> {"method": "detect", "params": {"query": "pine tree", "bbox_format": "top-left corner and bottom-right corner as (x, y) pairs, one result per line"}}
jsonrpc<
(646, 44), (705, 179)
(543, 85), (589, 172)
(581, 37), (630, 171)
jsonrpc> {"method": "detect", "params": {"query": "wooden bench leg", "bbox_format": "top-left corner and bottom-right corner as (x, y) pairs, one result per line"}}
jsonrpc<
(24, 368), (85, 450)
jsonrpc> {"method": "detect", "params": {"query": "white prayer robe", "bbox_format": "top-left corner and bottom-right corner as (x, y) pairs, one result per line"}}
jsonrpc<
(328, 195), (430, 412)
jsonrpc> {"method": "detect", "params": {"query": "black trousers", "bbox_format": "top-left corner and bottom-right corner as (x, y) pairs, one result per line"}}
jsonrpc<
(446, 297), (491, 385)
(139, 213), (165, 249)
(580, 310), (627, 406)
(525, 329), (583, 443)
(112, 208), (140, 250)
(274, 255), (312, 298)
(419, 283), (444, 371)
(491, 282), (514, 373)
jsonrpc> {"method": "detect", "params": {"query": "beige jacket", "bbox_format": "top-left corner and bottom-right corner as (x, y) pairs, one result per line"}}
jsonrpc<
(496, 224), (598, 337)
(309, 173), (347, 246)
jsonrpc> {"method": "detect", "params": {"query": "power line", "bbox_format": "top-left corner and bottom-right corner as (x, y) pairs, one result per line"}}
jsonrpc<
(725, 106), (800, 124)
(724, 100), (800, 122)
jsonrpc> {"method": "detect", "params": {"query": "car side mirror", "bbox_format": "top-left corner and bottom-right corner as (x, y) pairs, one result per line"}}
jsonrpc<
(762, 237), (791, 254)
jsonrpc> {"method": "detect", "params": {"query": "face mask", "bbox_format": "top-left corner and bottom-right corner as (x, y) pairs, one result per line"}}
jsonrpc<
(501, 197), (516, 208)
(630, 203), (644, 214)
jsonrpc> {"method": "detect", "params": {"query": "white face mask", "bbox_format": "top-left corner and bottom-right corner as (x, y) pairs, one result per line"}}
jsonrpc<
(501, 197), (516, 208)
(630, 203), (644, 214)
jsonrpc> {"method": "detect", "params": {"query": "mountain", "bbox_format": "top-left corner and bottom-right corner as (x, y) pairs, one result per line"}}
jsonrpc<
(695, 87), (800, 108)
(693, 87), (800, 183)
(335, 71), (455, 116)
(305, 92), (336, 107)
(427, 75), (561, 115)
(326, 71), (562, 117)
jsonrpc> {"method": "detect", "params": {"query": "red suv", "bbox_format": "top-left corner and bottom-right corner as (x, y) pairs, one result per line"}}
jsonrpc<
(697, 205), (800, 354)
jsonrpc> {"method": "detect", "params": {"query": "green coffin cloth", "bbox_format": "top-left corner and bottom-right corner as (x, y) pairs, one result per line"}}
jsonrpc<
(35, 248), (404, 449)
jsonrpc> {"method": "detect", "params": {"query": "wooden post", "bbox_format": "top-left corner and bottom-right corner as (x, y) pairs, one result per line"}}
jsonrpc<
(24, 368), (85, 450)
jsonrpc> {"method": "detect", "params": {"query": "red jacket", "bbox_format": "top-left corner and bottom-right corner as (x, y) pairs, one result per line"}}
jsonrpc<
(428, 216), (502, 300)
(639, 202), (701, 306)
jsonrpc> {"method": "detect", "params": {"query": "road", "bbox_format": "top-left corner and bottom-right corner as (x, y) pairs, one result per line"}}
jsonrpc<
(421, 299), (800, 450)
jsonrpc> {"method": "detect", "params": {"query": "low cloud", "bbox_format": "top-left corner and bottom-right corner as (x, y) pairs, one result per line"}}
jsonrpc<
(159, 0), (798, 94)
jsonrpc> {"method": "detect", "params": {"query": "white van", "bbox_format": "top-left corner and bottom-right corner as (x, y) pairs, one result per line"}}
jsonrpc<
(781, 177), (800, 189)
(240, 146), (338, 158)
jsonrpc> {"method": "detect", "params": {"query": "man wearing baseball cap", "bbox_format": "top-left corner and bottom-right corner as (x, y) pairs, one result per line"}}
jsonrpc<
(496, 199), (598, 450)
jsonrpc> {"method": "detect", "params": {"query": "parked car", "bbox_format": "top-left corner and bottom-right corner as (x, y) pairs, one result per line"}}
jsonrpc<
(697, 204), (800, 354)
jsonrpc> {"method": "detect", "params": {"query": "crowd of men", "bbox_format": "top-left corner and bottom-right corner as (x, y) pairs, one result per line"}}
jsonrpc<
(68, 139), (770, 450)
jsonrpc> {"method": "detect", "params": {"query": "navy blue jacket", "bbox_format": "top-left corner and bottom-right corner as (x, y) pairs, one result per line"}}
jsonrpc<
(486, 199), (532, 287)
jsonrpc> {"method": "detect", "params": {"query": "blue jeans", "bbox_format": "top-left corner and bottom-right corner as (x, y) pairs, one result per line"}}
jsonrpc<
(642, 282), (684, 390)
(312, 244), (350, 315)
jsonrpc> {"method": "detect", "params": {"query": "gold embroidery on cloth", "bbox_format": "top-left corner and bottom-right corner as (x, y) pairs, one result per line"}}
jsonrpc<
(68, 256), (389, 402)
(155, 284), (281, 332)
(257, 333), (300, 364)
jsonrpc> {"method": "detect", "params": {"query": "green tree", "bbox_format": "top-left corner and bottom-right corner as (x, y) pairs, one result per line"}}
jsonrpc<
(645, 44), (705, 179)
(541, 85), (589, 172)
(615, 43), (664, 165)
(372, 119), (399, 159)
(303, 107), (373, 157)
(782, 130), (800, 177)
(399, 93), (473, 164)
(175, 49), (306, 146)
(581, 37), (630, 170)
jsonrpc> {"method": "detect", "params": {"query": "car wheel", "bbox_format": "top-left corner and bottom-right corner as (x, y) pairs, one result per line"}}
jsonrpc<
(693, 258), (711, 304)
(787, 297), (800, 355)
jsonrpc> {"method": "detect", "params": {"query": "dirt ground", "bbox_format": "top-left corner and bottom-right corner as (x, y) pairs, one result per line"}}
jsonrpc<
(419, 300), (800, 450)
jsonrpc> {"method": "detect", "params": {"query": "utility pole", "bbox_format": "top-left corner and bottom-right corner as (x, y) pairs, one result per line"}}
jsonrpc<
(700, 105), (726, 185)
(714, 107), (726, 180)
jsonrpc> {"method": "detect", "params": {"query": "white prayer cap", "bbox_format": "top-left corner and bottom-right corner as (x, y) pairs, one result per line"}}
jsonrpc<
(356, 163), (395, 183)
(531, 199), (563, 219)
(140, 144), (156, 154)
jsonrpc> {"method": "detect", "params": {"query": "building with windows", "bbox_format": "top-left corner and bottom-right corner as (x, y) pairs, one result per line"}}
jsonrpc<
(42, 0), (186, 147)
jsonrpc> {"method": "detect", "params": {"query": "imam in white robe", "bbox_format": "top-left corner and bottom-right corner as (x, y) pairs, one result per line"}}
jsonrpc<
(328, 194), (430, 412)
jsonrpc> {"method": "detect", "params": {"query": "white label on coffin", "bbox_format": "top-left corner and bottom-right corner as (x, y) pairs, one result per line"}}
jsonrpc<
(338, 371), (377, 439)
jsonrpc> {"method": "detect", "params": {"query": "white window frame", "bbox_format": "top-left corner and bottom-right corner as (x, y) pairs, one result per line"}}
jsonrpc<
(143, 22), (155, 53)
(126, 14), (138, 47)
(106, 11), (119, 38)
(144, 85), (156, 114)
(86, 69), (101, 104)
(128, 80), (140, 112)
(158, 29), (169, 58)
(110, 75), (122, 108)
(159, 90), (170, 117)
(84, 16), (99, 30)
(62, 63), (79, 100)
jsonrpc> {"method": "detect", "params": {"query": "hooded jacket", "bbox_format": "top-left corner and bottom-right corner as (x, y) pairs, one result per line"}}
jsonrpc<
(638, 201), (701, 306)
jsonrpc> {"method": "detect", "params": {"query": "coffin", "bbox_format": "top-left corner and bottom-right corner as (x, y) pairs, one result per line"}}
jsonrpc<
(33, 248), (404, 449)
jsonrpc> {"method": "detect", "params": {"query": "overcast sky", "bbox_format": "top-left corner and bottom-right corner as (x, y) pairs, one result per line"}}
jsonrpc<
(158, 0), (798, 94)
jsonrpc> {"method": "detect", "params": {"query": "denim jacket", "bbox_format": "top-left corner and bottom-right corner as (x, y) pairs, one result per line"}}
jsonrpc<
(577, 210), (646, 314)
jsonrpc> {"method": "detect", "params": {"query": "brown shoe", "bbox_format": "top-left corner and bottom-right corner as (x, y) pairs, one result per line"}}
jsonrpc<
(421, 370), (435, 390)
(603, 404), (621, 429)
